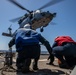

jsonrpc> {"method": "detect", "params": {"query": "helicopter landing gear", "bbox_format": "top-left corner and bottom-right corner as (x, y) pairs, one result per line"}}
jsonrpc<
(40, 26), (44, 32)
(0, 48), (16, 75)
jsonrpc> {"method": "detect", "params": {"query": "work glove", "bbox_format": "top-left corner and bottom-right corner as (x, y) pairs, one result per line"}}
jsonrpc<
(47, 53), (54, 65)
(8, 42), (12, 48)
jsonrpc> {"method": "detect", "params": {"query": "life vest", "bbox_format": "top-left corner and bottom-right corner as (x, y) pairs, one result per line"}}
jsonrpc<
(15, 29), (40, 51)
(55, 36), (76, 46)
(15, 29), (40, 45)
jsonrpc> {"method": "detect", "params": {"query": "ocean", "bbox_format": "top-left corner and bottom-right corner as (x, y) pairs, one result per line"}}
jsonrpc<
(0, 50), (49, 54)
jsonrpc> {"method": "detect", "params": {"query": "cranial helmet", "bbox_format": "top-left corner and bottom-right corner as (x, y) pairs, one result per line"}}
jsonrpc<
(24, 23), (31, 29)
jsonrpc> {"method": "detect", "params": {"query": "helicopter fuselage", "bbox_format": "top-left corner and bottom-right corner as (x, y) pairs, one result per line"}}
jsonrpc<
(19, 10), (56, 30)
(32, 11), (56, 30)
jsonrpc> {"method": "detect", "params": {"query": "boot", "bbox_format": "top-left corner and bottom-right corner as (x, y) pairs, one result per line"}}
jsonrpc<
(58, 59), (70, 69)
(22, 58), (31, 73)
(33, 59), (38, 70)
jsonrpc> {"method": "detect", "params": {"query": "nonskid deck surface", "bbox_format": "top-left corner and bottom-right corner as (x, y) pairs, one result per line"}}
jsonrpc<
(0, 54), (72, 75)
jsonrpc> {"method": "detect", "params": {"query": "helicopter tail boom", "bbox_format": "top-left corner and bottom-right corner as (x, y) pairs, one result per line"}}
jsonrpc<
(2, 32), (12, 37)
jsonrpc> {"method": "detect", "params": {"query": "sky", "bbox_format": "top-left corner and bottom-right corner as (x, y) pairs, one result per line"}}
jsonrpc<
(0, 0), (76, 51)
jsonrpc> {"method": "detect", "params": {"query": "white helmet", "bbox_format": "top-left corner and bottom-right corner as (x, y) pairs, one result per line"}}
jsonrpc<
(24, 23), (31, 29)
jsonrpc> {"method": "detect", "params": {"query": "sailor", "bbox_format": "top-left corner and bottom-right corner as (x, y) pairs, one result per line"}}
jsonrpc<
(8, 23), (54, 73)
(52, 36), (76, 68)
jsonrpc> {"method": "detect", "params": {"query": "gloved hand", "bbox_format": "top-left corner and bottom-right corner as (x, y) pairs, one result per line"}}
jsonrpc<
(8, 43), (11, 48)
(47, 54), (54, 65)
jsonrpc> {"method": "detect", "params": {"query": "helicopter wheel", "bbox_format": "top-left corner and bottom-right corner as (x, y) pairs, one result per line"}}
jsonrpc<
(40, 27), (44, 32)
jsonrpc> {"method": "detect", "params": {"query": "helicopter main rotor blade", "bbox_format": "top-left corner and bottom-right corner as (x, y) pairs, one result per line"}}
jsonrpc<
(9, 16), (22, 22)
(8, 0), (31, 13)
(38, 0), (64, 10)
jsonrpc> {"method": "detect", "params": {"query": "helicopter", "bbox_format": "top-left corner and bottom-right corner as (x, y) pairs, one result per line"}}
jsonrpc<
(2, 0), (64, 37)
